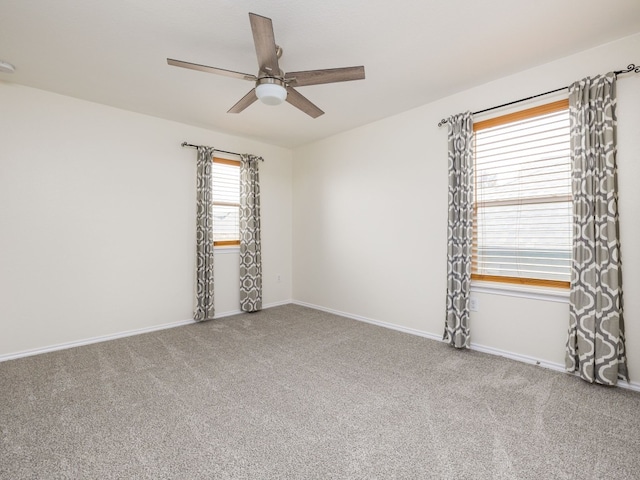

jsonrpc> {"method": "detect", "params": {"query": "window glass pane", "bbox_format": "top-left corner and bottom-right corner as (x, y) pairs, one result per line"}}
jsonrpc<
(212, 160), (240, 244)
(212, 204), (239, 242)
(473, 106), (571, 284)
(475, 202), (572, 282)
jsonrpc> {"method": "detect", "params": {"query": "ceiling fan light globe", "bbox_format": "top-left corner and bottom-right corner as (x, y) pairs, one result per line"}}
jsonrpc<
(255, 83), (287, 105)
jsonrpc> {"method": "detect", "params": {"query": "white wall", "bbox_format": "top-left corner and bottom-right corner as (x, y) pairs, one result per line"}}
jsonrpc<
(292, 33), (640, 384)
(0, 83), (292, 357)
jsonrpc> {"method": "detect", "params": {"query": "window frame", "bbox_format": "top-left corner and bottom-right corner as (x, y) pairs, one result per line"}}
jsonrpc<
(212, 157), (241, 247)
(471, 99), (571, 290)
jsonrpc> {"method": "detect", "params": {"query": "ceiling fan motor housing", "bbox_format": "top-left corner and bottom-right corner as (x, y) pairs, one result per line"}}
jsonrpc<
(255, 76), (287, 105)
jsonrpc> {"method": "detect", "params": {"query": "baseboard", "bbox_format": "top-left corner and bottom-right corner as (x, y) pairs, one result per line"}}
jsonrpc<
(292, 300), (443, 342)
(0, 318), (196, 363)
(0, 299), (293, 363)
(213, 299), (293, 319)
(291, 300), (640, 393)
(468, 342), (567, 373)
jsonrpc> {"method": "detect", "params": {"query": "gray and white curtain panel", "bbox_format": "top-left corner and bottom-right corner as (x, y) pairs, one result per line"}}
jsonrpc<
(194, 146), (216, 322)
(566, 73), (628, 385)
(444, 112), (474, 349)
(239, 154), (263, 313)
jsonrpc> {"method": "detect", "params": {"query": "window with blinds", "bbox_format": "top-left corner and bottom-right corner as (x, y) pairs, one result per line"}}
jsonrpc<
(212, 158), (240, 246)
(472, 99), (571, 288)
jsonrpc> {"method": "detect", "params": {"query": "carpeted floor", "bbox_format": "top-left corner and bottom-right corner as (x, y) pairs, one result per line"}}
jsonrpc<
(1, 304), (639, 479)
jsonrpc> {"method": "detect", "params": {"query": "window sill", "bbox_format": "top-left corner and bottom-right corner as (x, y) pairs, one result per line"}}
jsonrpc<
(471, 280), (569, 303)
(214, 245), (240, 255)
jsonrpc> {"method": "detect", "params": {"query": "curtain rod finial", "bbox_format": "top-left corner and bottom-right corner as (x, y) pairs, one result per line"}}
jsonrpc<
(614, 63), (639, 75)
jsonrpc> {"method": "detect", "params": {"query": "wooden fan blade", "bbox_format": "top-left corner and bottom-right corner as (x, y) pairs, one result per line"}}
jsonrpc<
(285, 66), (365, 87)
(249, 13), (280, 75)
(285, 87), (324, 118)
(228, 89), (258, 113)
(167, 58), (257, 81)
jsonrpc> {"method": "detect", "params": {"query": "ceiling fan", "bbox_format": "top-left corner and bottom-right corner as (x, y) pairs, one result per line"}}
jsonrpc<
(167, 12), (365, 118)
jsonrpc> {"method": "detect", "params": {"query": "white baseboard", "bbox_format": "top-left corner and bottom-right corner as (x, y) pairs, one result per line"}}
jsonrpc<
(215, 299), (293, 319)
(291, 300), (640, 393)
(0, 318), (196, 363)
(0, 299), (293, 363)
(292, 300), (443, 342)
(471, 343), (640, 392)
(467, 342), (566, 373)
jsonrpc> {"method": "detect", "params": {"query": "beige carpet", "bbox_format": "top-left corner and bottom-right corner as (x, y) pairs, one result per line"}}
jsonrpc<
(1, 304), (639, 479)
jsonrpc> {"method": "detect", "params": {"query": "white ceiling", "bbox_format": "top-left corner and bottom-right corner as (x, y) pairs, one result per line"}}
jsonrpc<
(2, 0), (640, 148)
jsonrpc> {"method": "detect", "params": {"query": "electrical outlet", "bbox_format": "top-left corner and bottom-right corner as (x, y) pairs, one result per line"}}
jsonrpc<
(276, 274), (281, 283)
(469, 297), (479, 312)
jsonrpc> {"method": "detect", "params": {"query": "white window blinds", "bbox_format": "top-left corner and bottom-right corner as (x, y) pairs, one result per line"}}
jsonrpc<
(212, 159), (240, 244)
(473, 101), (571, 285)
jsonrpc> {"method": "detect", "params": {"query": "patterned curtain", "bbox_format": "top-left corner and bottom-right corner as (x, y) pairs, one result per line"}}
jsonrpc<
(443, 112), (474, 349)
(239, 154), (263, 312)
(566, 73), (628, 385)
(194, 147), (216, 321)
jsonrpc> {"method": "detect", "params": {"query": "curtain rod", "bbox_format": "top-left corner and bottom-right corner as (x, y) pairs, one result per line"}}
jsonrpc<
(437, 63), (639, 127)
(181, 142), (264, 160)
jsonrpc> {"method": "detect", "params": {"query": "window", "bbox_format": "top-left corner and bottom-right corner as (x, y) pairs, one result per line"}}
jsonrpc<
(472, 99), (571, 288)
(212, 157), (240, 246)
